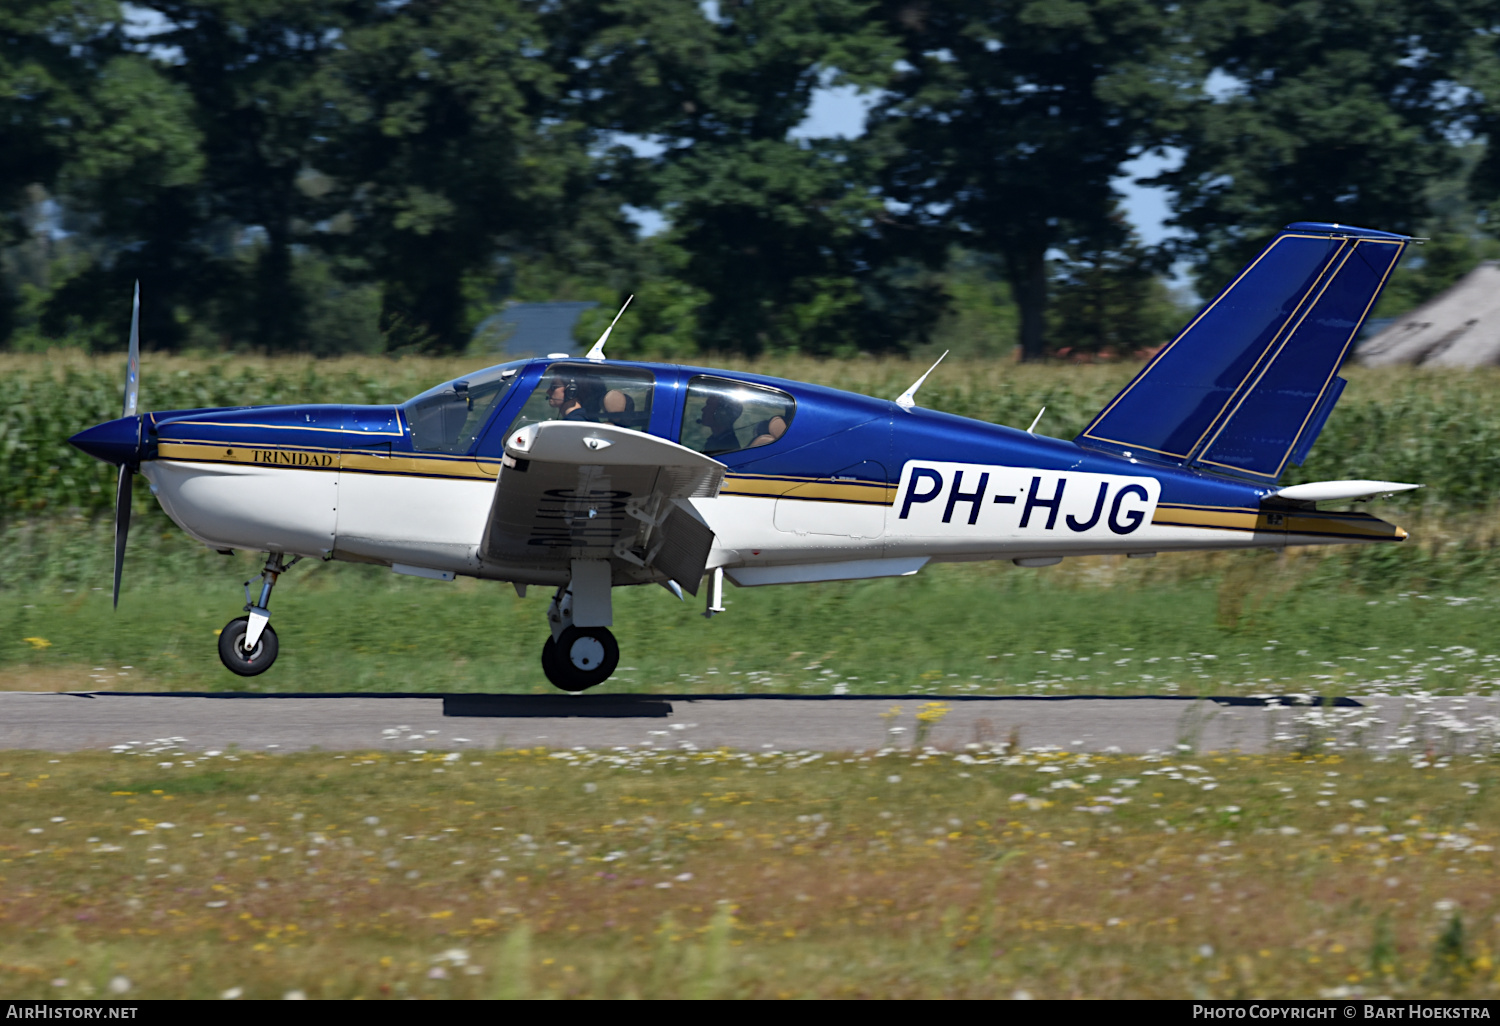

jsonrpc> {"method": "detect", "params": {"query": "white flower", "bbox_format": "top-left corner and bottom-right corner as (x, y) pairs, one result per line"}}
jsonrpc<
(108, 976), (130, 995)
(283, 990), (306, 1000)
(887, 775), (901, 784)
(220, 987), (243, 1000)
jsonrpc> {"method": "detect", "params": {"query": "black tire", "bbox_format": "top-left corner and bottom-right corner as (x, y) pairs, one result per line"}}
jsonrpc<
(218, 616), (279, 676)
(541, 626), (619, 692)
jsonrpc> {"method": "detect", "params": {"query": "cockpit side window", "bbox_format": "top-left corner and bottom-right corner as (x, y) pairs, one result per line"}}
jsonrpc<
(679, 375), (796, 457)
(501, 363), (655, 439)
(403, 364), (521, 453)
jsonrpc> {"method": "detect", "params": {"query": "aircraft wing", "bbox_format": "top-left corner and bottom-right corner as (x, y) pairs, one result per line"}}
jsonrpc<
(480, 421), (726, 593)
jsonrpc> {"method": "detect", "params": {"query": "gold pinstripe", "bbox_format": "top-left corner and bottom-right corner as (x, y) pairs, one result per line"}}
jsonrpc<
(1152, 503), (1405, 540)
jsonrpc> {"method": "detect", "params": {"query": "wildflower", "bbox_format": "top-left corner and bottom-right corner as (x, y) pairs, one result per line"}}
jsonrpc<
(108, 977), (130, 995)
(283, 990), (306, 1000)
(23, 637), (51, 649)
(220, 987), (243, 1000)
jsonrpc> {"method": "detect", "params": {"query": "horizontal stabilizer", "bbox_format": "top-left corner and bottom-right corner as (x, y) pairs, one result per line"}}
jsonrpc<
(1272, 480), (1420, 503)
(1079, 223), (1410, 481)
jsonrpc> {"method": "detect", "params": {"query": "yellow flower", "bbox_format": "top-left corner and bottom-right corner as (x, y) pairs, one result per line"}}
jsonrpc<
(915, 702), (952, 724)
(22, 637), (51, 650)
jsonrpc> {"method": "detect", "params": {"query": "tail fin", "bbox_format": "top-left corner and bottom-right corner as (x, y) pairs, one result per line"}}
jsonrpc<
(1077, 222), (1410, 482)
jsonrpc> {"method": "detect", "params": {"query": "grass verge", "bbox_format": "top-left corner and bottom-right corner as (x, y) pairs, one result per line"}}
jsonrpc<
(6, 507), (1500, 696)
(0, 744), (1495, 998)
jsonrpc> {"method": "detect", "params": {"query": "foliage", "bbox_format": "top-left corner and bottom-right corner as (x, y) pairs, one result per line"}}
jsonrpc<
(1158, 0), (1486, 292)
(871, 0), (1190, 359)
(6, 1), (1500, 358)
(576, 0), (910, 356)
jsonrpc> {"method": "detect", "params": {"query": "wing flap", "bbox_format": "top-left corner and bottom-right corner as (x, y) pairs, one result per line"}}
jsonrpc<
(481, 423), (725, 576)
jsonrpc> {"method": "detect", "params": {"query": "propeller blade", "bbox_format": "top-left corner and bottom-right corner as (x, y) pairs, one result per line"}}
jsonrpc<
(112, 465), (132, 609)
(123, 281), (140, 418)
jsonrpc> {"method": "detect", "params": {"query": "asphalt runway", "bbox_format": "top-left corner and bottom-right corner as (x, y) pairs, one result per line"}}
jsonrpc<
(0, 692), (1495, 756)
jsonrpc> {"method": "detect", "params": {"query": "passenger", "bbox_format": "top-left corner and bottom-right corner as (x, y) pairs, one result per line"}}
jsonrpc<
(749, 414), (788, 447)
(602, 389), (636, 427)
(699, 392), (743, 454)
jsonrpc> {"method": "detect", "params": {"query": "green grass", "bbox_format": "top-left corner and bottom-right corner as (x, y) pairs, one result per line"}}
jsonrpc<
(0, 745), (1496, 998)
(6, 510), (1500, 696)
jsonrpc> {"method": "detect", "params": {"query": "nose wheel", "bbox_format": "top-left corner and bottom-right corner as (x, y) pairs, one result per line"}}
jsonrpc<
(542, 626), (619, 692)
(218, 553), (297, 677)
(218, 616), (279, 676)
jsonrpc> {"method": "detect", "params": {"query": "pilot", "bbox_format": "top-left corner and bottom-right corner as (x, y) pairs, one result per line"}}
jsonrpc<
(699, 392), (743, 454)
(547, 375), (601, 422)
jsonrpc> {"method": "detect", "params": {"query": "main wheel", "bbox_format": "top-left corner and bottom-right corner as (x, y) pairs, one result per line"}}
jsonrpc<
(541, 626), (619, 692)
(218, 616), (279, 676)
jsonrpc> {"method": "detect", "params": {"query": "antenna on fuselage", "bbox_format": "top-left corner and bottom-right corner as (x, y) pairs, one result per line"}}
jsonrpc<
(585, 294), (634, 362)
(1027, 406), (1046, 435)
(895, 350), (948, 411)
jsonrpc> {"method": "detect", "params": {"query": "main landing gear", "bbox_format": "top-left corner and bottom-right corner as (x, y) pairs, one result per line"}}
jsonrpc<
(540, 561), (620, 692)
(219, 553), (298, 676)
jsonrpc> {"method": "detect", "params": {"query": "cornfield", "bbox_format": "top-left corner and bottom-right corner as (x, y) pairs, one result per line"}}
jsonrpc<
(5, 351), (1500, 518)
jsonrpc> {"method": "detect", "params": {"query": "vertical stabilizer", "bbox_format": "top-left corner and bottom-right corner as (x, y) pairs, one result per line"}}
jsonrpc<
(1077, 223), (1409, 481)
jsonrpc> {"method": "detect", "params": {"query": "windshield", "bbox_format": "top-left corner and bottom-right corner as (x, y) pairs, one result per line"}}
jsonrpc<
(402, 362), (524, 453)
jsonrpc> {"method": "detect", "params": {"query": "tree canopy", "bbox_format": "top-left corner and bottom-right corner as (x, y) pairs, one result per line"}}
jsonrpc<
(1, 0), (1497, 358)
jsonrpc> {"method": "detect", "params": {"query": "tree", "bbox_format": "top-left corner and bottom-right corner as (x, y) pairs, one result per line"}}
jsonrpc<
(571, 0), (910, 355)
(311, 0), (612, 353)
(1157, 0), (1485, 292)
(870, 0), (1187, 360)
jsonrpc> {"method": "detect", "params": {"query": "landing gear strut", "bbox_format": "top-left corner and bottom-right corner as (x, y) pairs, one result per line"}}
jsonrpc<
(541, 566), (619, 692)
(219, 553), (298, 676)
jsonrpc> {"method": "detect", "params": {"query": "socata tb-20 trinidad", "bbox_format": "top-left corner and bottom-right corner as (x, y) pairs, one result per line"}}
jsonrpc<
(69, 221), (1419, 692)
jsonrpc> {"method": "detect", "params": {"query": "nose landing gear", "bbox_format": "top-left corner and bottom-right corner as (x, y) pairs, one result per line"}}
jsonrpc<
(219, 553), (298, 677)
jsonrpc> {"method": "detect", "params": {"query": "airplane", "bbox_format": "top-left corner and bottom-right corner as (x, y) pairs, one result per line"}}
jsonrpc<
(69, 221), (1421, 692)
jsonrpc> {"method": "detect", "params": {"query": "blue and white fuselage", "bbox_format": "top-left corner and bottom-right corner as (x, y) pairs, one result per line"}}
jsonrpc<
(68, 222), (1420, 689)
